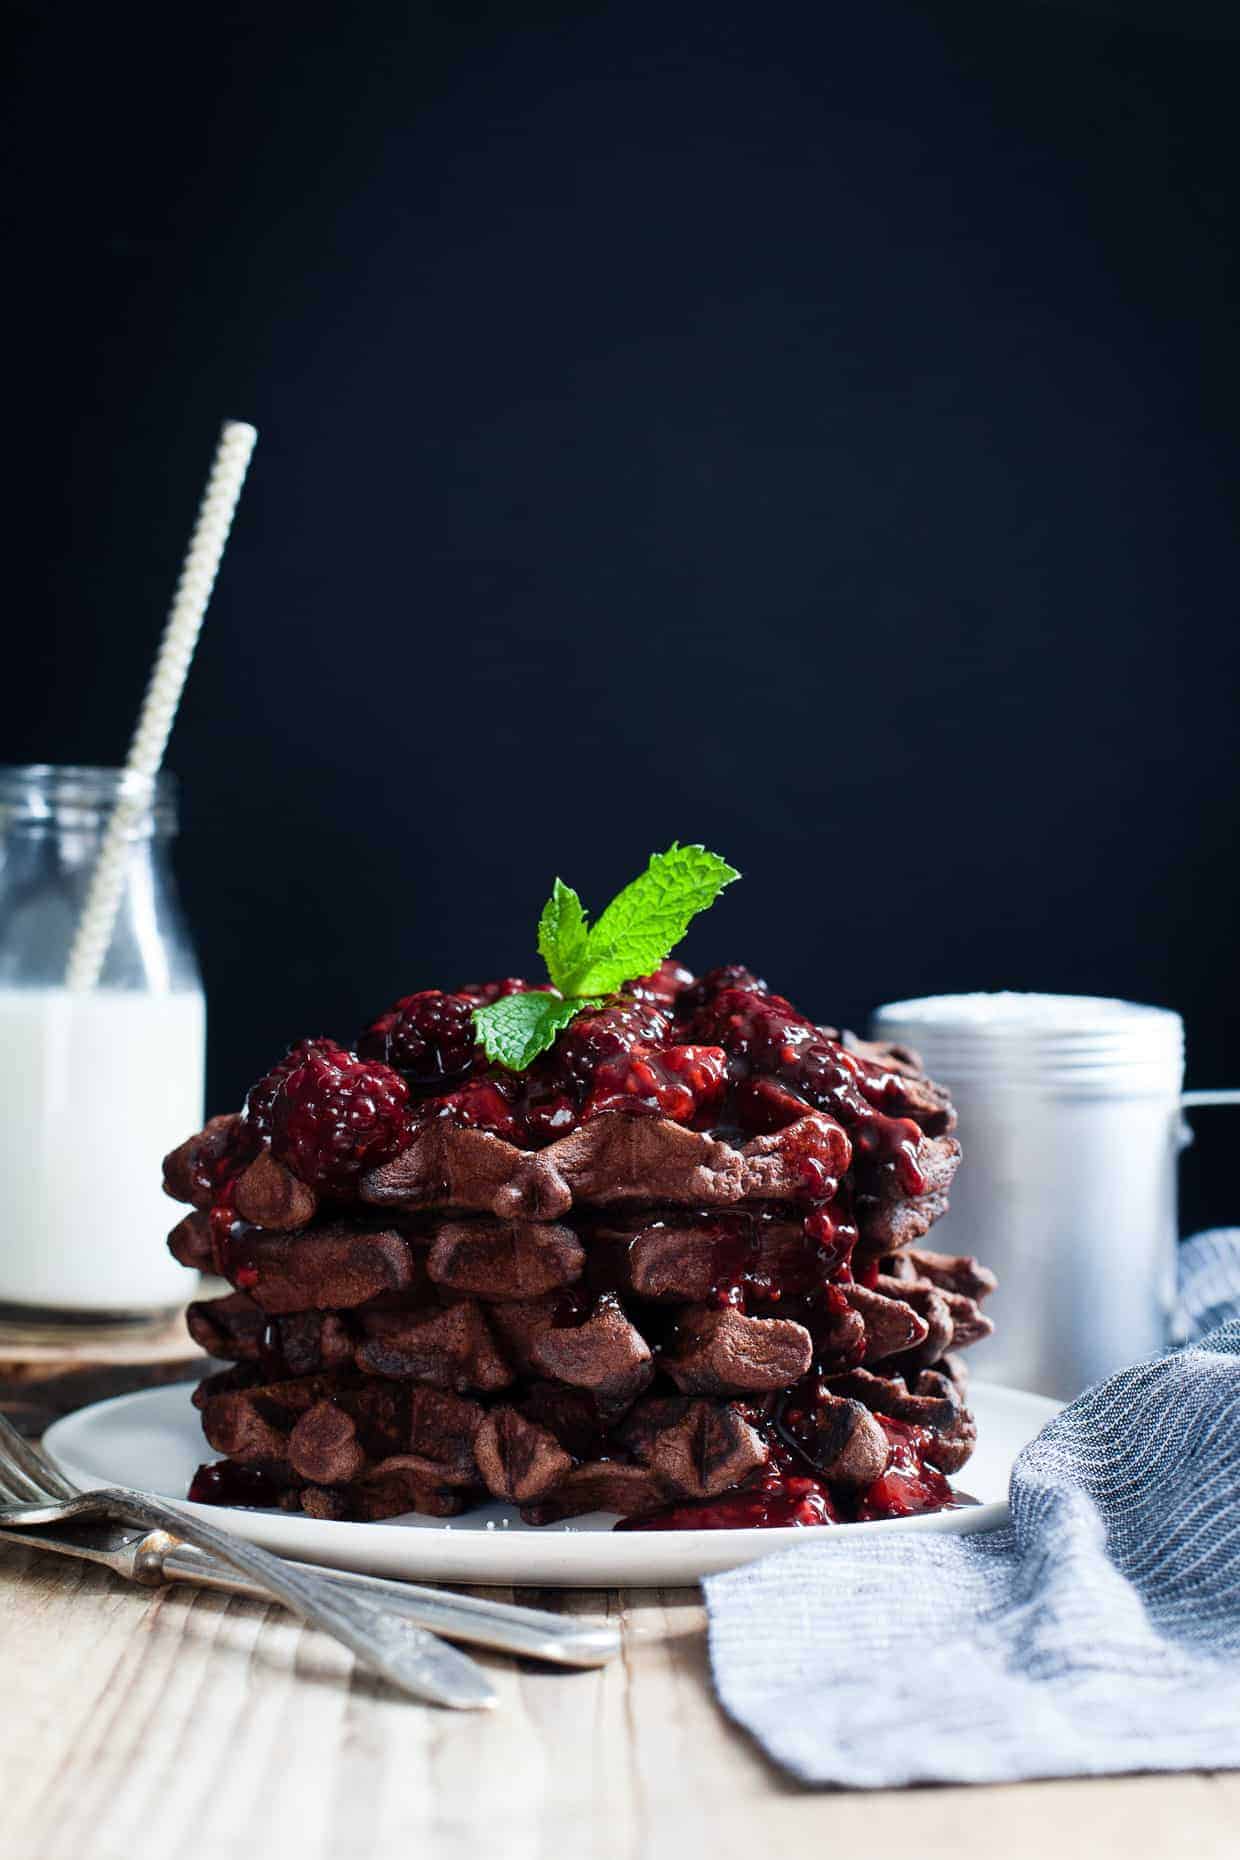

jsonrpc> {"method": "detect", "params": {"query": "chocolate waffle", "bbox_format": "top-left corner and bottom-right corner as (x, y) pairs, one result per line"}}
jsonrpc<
(166, 960), (995, 1528)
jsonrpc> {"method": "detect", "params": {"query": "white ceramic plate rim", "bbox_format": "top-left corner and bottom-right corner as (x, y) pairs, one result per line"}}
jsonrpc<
(44, 1378), (1062, 1586)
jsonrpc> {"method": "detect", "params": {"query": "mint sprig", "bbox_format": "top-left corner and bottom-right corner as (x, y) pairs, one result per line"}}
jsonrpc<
(473, 843), (739, 1070)
(562, 844), (740, 997)
(470, 989), (599, 1072)
(537, 877), (590, 992)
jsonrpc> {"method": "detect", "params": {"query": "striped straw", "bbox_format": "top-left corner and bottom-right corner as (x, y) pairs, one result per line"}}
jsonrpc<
(64, 419), (258, 990)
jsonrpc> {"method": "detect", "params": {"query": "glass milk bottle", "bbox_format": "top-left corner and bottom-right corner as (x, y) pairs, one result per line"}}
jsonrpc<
(0, 765), (205, 1333)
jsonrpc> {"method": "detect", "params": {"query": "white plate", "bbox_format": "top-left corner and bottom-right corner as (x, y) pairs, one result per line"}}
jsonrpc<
(43, 1378), (1060, 1587)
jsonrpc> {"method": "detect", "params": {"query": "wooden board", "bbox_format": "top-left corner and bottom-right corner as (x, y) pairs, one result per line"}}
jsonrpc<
(0, 1308), (195, 1368)
(1, 1540), (1238, 1860)
(2, 1365), (1236, 1858)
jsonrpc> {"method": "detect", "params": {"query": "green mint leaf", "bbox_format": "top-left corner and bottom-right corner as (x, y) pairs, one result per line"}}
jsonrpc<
(566, 843), (740, 996)
(475, 843), (738, 1072)
(472, 991), (597, 1071)
(537, 877), (590, 995)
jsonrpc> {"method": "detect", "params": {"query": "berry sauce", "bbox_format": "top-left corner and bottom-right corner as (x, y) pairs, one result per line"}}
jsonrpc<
(357, 990), (478, 1084)
(618, 1472), (840, 1531)
(675, 971), (926, 1193)
(853, 1417), (957, 1520)
(247, 1043), (410, 1192)
(619, 1416), (959, 1531)
(233, 963), (933, 1212)
(187, 1460), (291, 1508)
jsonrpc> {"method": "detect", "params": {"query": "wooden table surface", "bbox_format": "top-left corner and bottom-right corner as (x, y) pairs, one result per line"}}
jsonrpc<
(2, 1363), (1237, 1860)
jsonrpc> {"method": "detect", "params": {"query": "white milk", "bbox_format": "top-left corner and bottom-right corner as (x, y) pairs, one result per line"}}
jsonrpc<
(0, 987), (205, 1313)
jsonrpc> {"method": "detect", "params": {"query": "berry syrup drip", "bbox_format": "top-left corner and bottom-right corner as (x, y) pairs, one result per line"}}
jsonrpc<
(803, 1190), (859, 1281)
(188, 1460), (291, 1509)
(196, 1119), (263, 1255)
(215, 1222), (263, 1292)
(674, 972), (926, 1195)
(584, 1195), (867, 1367)
(207, 1175), (261, 1282)
(735, 1258), (868, 1372)
(619, 1465), (840, 1531)
(854, 1418), (957, 1520)
(678, 1193), (866, 1372)
(258, 1319), (295, 1379)
(545, 1285), (594, 1329)
(619, 1418), (959, 1532)
(629, 1206), (839, 1311)
(805, 1284), (868, 1370)
(208, 1185), (240, 1253)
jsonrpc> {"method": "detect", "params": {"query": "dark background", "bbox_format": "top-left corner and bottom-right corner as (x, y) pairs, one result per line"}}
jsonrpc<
(6, 1), (1239, 1226)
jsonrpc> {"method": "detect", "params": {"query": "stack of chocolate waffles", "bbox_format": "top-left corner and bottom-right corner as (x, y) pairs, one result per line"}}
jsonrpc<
(164, 963), (995, 1530)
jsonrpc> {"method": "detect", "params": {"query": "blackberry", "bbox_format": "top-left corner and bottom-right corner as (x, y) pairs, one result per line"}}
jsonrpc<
(268, 1045), (410, 1192)
(583, 1042), (728, 1126)
(358, 989), (478, 1085)
(674, 964), (767, 1021)
(556, 999), (670, 1093)
(244, 1039), (351, 1139)
(456, 977), (545, 1005)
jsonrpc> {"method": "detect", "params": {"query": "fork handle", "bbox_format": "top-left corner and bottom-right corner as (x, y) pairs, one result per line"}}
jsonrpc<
(99, 1487), (494, 1710)
(153, 1539), (618, 1666)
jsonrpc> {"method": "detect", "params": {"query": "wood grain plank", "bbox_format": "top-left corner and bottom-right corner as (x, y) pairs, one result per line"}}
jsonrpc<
(2, 1544), (1237, 1860)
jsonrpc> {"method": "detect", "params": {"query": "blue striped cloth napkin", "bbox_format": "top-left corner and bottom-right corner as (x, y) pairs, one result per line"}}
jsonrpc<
(703, 1230), (1240, 1787)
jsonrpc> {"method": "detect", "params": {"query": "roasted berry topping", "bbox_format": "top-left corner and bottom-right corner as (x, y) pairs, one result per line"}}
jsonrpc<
(244, 1039), (350, 1140)
(619, 1441), (840, 1530)
(556, 998), (673, 1092)
(621, 959), (696, 1006)
(357, 989), (478, 1085)
(675, 982), (927, 1192)
(265, 1045), (410, 1192)
(676, 963), (767, 1018)
(432, 1074), (525, 1144)
(853, 1416), (957, 1520)
(457, 977), (547, 1004)
(582, 1042), (728, 1126)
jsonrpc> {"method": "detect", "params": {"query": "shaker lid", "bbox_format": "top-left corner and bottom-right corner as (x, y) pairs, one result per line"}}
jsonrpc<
(871, 992), (1184, 1091)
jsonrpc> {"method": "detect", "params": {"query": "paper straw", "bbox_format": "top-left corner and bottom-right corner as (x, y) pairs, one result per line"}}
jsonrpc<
(64, 419), (258, 990)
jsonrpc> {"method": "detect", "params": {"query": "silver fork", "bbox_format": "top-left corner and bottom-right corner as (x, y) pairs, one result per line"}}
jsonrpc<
(0, 1416), (616, 1694)
(0, 1417), (493, 1708)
